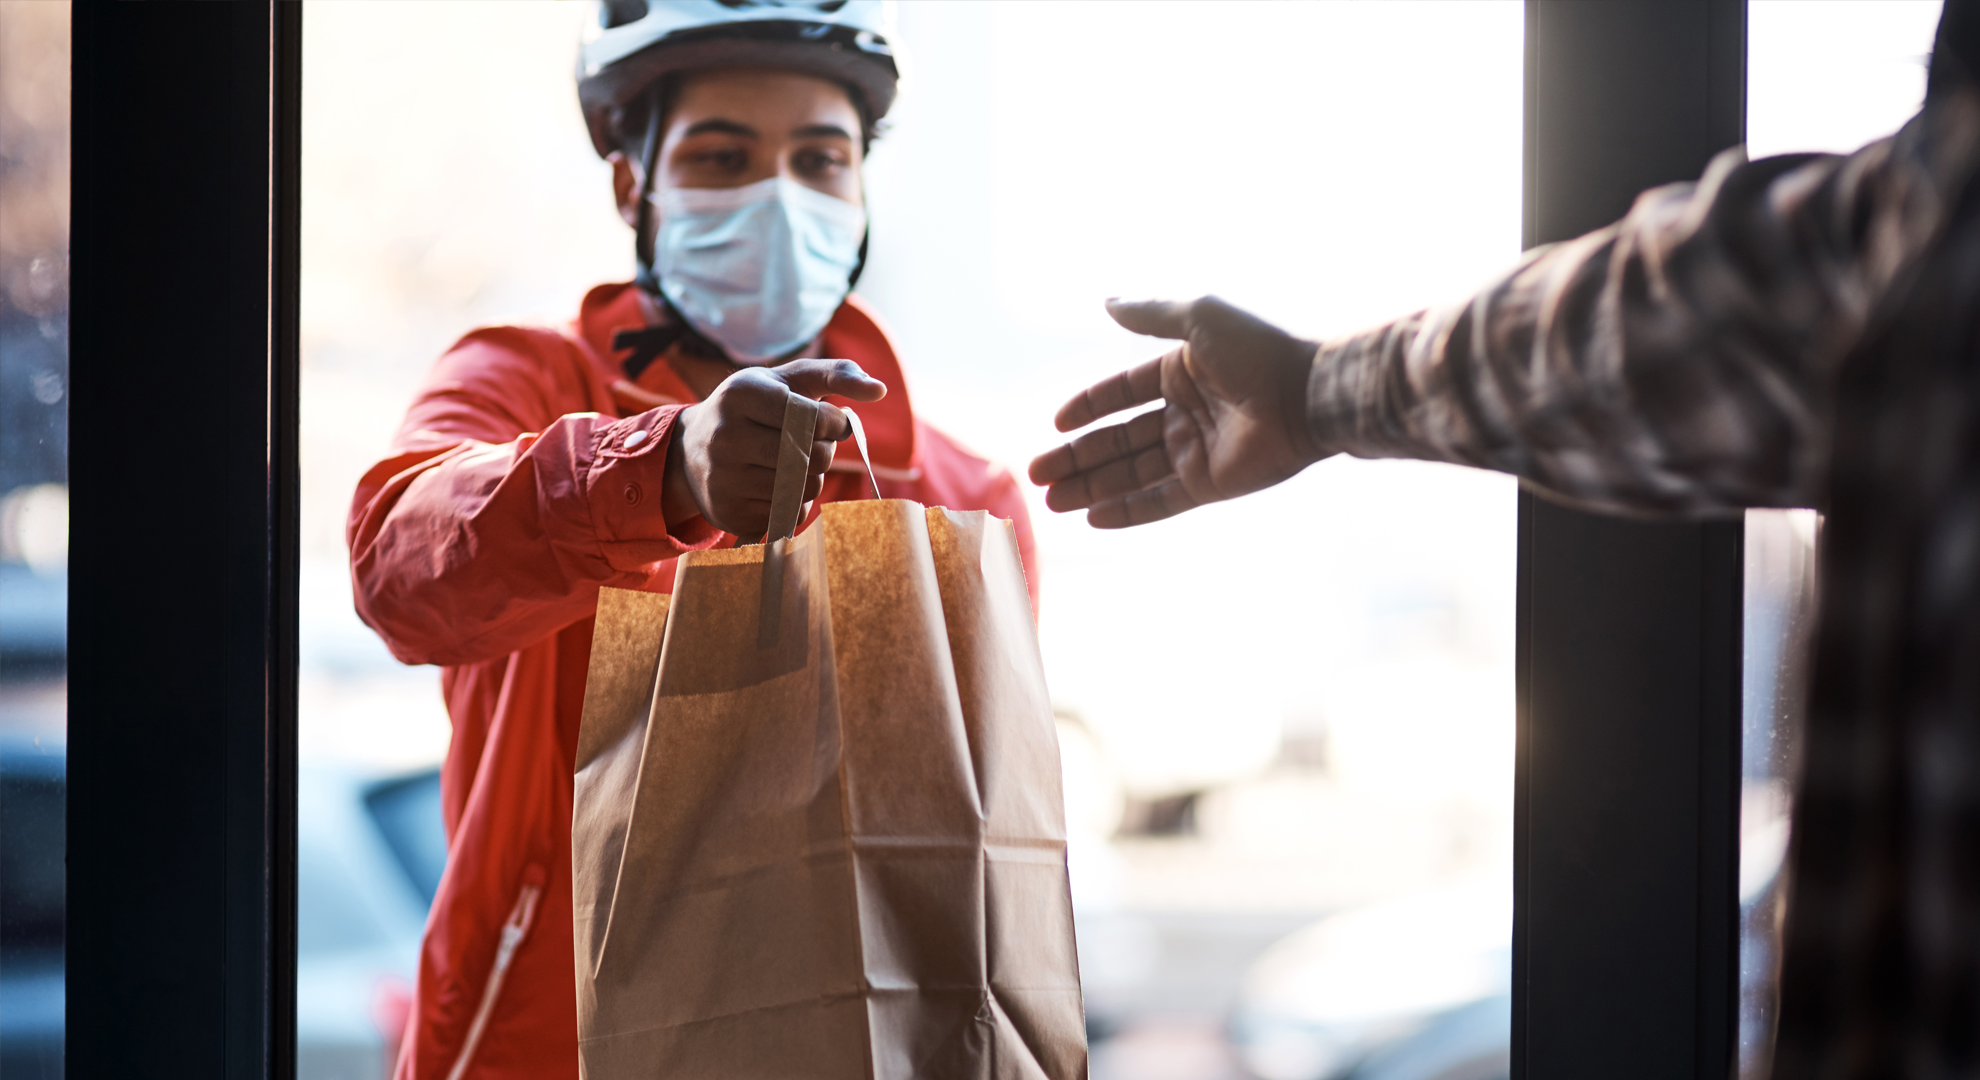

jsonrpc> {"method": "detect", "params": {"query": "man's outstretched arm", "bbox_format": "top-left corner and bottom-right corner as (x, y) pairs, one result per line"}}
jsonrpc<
(1034, 91), (1980, 524)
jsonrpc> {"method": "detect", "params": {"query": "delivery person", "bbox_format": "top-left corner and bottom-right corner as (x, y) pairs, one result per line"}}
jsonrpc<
(347, 3), (1037, 1077)
(1031, 2), (1980, 1072)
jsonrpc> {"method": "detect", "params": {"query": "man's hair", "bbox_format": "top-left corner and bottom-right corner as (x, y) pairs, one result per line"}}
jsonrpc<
(608, 72), (879, 164)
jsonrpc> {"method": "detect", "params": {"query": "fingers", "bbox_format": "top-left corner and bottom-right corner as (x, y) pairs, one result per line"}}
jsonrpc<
(714, 368), (804, 431)
(1043, 442), (1175, 513)
(807, 435), (838, 475)
(719, 466), (831, 536)
(704, 481), (776, 537)
(813, 402), (852, 442)
(775, 358), (888, 403)
(717, 370), (860, 442)
(1031, 409), (1174, 514)
(1104, 297), (1194, 340)
(780, 436), (836, 510)
(1029, 407), (1166, 485)
(1054, 355), (1167, 433)
(706, 414), (782, 468)
(718, 363), (872, 440)
(689, 362), (874, 537)
(705, 448), (837, 535)
(1086, 479), (1198, 529)
(1025, 444), (1075, 489)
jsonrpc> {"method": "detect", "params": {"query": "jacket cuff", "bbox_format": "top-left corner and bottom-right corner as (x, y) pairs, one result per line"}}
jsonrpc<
(585, 405), (722, 572)
(1308, 317), (1424, 461)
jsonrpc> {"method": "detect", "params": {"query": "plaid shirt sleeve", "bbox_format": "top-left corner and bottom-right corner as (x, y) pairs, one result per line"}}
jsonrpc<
(1304, 105), (1975, 517)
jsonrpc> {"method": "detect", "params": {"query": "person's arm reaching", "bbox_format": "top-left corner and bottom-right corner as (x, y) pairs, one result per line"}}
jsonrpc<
(348, 331), (883, 667)
(1033, 93), (1980, 525)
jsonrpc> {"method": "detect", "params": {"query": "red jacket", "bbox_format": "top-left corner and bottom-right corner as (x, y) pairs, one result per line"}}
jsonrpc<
(348, 284), (1037, 1080)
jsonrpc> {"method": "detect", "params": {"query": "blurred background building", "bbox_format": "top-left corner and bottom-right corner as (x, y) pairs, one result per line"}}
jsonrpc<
(0, 1), (69, 675)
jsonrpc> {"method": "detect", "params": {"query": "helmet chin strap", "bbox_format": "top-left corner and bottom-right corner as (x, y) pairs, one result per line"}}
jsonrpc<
(847, 225), (869, 291)
(620, 85), (694, 380)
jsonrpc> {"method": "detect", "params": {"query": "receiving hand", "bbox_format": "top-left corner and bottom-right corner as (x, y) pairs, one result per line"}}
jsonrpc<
(663, 358), (887, 537)
(1028, 297), (1331, 528)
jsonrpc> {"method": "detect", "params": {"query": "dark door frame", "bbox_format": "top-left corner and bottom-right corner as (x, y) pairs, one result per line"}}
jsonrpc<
(68, 3), (300, 1077)
(1515, 2), (1747, 1077)
(62, 2), (1751, 1077)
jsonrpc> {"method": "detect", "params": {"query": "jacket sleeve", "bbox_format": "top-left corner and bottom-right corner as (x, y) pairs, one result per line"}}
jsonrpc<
(348, 328), (721, 667)
(1306, 94), (1980, 517)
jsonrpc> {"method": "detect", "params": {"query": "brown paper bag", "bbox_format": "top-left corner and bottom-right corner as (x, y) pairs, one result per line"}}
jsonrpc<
(573, 394), (1087, 1079)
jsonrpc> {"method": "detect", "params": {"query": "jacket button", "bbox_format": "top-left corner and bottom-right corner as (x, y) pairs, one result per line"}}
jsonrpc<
(623, 483), (642, 506)
(623, 429), (649, 449)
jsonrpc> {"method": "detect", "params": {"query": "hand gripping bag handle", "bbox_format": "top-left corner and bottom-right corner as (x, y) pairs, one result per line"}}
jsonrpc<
(763, 391), (881, 544)
(758, 390), (880, 647)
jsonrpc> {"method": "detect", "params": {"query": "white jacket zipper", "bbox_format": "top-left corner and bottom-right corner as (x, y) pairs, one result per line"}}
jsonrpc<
(444, 876), (544, 1080)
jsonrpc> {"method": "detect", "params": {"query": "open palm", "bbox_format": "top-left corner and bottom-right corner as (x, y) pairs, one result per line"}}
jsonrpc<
(1029, 297), (1331, 528)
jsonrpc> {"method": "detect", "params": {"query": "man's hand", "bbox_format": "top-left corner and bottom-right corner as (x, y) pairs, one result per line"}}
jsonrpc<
(663, 358), (887, 537)
(1028, 297), (1331, 528)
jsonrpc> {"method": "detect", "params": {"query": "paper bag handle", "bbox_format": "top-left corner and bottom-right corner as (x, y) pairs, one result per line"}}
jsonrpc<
(841, 408), (881, 500)
(765, 393), (820, 544)
(763, 391), (883, 545)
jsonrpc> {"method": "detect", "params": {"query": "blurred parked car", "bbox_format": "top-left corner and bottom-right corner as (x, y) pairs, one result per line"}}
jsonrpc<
(1230, 881), (1511, 1080)
(297, 762), (445, 1080)
(0, 745), (443, 1079)
(1231, 818), (1790, 1080)
(0, 562), (63, 670)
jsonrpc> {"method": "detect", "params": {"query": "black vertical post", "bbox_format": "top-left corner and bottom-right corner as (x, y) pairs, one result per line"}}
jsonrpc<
(1514, 3), (1744, 1079)
(272, 7), (303, 1076)
(68, 3), (300, 1077)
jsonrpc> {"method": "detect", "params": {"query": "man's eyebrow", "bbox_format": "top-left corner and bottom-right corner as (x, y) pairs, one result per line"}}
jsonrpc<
(792, 123), (855, 141)
(682, 118), (758, 139)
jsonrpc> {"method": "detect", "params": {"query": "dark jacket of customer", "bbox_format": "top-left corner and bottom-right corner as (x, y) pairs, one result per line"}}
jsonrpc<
(1306, 3), (1980, 1072)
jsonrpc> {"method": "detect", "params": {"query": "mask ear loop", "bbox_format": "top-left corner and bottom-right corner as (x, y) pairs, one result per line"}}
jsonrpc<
(846, 223), (870, 290)
(617, 84), (695, 380)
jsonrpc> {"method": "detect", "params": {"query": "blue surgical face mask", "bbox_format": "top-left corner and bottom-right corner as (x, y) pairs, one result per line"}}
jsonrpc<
(650, 176), (868, 364)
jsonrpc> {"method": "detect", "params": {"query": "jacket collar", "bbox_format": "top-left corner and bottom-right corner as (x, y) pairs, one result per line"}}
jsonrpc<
(574, 283), (918, 472)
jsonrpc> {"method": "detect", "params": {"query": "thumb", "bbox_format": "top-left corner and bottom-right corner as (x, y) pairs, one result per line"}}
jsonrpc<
(774, 358), (888, 403)
(1105, 298), (1193, 340)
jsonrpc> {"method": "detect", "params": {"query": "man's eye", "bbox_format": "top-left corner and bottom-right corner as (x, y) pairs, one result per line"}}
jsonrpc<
(796, 151), (844, 174)
(693, 148), (746, 171)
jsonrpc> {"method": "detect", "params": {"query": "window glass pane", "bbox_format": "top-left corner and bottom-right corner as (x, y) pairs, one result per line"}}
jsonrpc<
(889, 9), (1522, 1077)
(0, 4), (69, 1077)
(1741, 5), (1941, 1075)
(363, 771), (447, 908)
(1738, 507), (1819, 1077)
(297, 848), (396, 957)
(301, 4), (1522, 1078)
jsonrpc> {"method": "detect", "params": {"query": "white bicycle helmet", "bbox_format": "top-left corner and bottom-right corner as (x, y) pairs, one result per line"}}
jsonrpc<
(577, 0), (901, 159)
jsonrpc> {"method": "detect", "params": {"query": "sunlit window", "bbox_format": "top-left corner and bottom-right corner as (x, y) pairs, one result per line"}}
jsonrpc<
(300, 4), (1521, 1078)
(867, 8), (1524, 1078)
